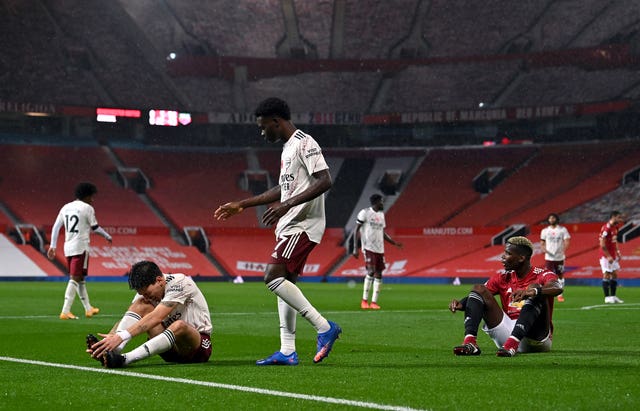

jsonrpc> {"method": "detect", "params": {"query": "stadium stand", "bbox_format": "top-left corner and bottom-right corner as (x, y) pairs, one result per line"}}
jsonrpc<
(113, 147), (255, 229)
(384, 145), (537, 228)
(342, 0), (419, 58)
(166, 0), (285, 58)
(2, 1), (640, 281)
(446, 141), (638, 227)
(0, 143), (161, 228)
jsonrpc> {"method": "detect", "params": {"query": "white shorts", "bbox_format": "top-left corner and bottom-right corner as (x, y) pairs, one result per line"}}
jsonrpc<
(600, 257), (621, 274)
(482, 312), (552, 353)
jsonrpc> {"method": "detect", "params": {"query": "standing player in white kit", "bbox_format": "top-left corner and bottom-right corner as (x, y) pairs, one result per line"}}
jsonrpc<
(214, 97), (341, 365)
(48, 182), (112, 319)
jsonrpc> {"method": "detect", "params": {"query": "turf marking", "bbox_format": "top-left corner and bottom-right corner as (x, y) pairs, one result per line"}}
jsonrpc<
(580, 303), (640, 310)
(0, 356), (428, 411)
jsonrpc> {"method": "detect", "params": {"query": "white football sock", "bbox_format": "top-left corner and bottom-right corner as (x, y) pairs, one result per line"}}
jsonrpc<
(62, 280), (78, 313)
(278, 297), (297, 355)
(267, 278), (330, 333)
(77, 281), (93, 311)
(124, 329), (175, 365)
(362, 275), (373, 301)
(115, 311), (142, 352)
(372, 278), (382, 303)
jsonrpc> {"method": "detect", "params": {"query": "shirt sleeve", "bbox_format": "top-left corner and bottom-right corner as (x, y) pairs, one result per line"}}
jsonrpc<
(300, 137), (328, 175)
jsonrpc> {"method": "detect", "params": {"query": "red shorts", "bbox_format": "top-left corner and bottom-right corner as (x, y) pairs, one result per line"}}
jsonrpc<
(159, 333), (212, 364)
(364, 250), (386, 274)
(268, 231), (317, 275)
(67, 252), (89, 276)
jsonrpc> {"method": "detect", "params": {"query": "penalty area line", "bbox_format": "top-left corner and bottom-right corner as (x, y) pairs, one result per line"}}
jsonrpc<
(0, 356), (427, 411)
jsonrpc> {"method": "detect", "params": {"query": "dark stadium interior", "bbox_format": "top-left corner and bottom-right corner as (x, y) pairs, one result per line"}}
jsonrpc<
(1, 0), (639, 279)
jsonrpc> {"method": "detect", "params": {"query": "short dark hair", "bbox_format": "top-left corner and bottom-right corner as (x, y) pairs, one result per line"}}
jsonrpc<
(254, 97), (291, 120)
(75, 182), (97, 199)
(369, 194), (383, 205)
(610, 210), (622, 219)
(506, 236), (533, 259)
(128, 260), (162, 290)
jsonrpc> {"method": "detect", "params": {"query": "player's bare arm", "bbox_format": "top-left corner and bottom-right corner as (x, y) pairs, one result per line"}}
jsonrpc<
(262, 169), (332, 226)
(384, 232), (403, 249)
(91, 301), (176, 359)
(214, 185), (281, 220)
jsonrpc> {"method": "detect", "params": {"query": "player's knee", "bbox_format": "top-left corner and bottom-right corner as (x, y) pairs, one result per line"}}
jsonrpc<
(168, 320), (190, 335)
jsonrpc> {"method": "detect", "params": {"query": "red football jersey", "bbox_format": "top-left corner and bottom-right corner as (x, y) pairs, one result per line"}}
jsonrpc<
(599, 222), (618, 259)
(485, 266), (559, 323)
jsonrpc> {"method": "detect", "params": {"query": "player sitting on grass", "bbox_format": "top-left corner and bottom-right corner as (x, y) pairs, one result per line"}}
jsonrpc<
(449, 236), (563, 357)
(86, 260), (212, 368)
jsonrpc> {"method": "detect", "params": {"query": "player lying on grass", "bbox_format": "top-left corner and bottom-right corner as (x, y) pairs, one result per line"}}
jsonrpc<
(87, 260), (212, 368)
(449, 236), (563, 357)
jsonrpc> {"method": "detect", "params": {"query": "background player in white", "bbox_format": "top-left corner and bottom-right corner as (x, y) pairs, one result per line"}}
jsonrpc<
(352, 193), (403, 309)
(214, 97), (341, 365)
(540, 213), (570, 302)
(87, 260), (213, 368)
(48, 182), (112, 320)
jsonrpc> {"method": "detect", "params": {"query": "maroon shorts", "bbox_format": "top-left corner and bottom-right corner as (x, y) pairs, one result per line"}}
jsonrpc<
(159, 332), (212, 364)
(268, 231), (317, 275)
(67, 252), (89, 276)
(364, 250), (386, 273)
(545, 260), (565, 275)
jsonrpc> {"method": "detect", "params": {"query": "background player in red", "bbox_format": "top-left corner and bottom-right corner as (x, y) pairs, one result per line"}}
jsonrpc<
(48, 182), (112, 320)
(599, 210), (625, 304)
(352, 193), (403, 310)
(449, 236), (562, 357)
(540, 213), (571, 302)
(214, 97), (341, 365)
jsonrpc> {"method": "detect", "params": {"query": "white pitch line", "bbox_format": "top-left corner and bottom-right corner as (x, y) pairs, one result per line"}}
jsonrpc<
(0, 356), (428, 411)
(581, 303), (640, 310)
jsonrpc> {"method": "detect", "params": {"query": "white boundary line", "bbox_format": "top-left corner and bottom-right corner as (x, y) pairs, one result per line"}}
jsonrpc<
(580, 303), (640, 310)
(0, 356), (428, 411)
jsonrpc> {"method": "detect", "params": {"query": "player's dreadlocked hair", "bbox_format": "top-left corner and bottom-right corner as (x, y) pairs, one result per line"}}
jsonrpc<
(74, 182), (97, 200)
(506, 236), (533, 259)
(254, 97), (291, 120)
(128, 260), (162, 290)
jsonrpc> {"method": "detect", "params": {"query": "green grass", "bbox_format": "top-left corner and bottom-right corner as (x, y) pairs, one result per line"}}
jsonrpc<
(0, 281), (638, 410)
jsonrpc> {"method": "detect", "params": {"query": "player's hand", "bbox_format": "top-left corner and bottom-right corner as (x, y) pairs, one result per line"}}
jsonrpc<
(90, 333), (123, 359)
(106, 236), (113, 245)
(395, 242), (404, 249)
(46, 248), (55, 260)
(449, 299), (463, 313)
(352, 251), (359, 259)
(261, 202), (290, 226)
(214, 202), (243, 220)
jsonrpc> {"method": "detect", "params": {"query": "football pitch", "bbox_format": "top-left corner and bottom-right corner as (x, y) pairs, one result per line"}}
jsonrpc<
(1, 281), (638, 411)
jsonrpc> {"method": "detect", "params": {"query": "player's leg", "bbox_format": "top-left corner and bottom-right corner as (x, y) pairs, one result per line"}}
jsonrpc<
(361, 258), (374, 309)
(600, 257), (613, 303)
(497, 293), (549, 357)
(556, 261), (565, 302)
(609, 268), (623, 303)
(369, 253), (385, 309)
(263, 232), (341, 363)
(454, 284), (503, 355)
(60, 255), (82, 319)
(75, 253), (99, 316)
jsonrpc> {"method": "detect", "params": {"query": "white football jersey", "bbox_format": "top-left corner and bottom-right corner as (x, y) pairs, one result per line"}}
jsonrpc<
(275, 129), (329, 243)
(133, 273), (212, 335)
(356, 207), (386, 254)
(50, 199), (99, 257)
(540, 225), (571, 261)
